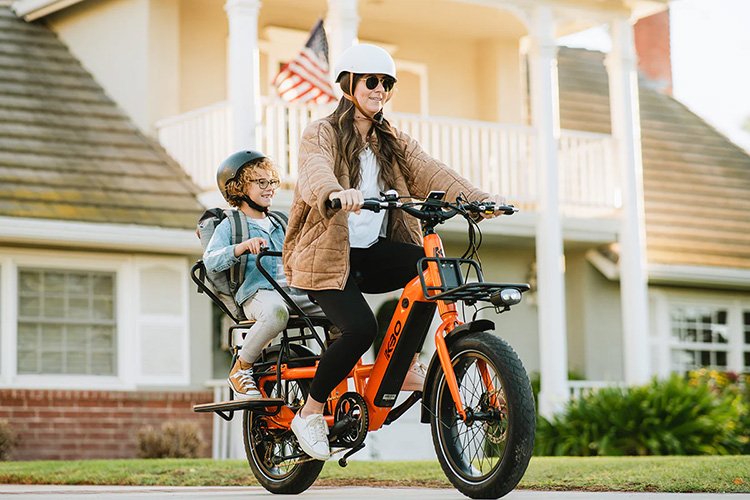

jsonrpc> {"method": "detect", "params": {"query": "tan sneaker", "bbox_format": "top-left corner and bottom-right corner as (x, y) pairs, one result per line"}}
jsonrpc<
(401, 356), (427, 392)
(228, 358), (261, 399)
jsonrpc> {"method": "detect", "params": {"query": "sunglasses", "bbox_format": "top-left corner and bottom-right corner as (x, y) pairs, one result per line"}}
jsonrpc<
(249, 178), (280, 190)
(362, 74), (396, 92)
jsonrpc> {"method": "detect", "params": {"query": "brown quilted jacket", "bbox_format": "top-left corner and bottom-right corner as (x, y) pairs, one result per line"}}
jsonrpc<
(282, 118), (490, 291)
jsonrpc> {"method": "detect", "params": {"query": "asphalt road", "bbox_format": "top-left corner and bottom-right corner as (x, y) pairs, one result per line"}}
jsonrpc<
(0, 485), (748, 499)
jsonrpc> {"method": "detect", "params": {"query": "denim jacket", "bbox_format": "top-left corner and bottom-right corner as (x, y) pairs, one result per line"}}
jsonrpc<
(203, 214), (285, 306)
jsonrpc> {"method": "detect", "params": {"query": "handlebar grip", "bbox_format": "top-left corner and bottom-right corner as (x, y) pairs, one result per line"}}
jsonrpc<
(327, 198), (342, 209)
(499, 204), (517, 215)
(362, 199), (383, 212)
(325, 198), (382, 212)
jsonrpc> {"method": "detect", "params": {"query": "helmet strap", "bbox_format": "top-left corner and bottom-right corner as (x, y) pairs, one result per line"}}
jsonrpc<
(344, 74), (388, 126)
(240, 195), (268, 214)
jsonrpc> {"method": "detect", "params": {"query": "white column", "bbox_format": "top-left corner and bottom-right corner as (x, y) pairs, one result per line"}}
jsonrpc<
(325, 0), (359, 89)
(225, 0), (261, 151)
(606, 18), (650, 385)
(528, 5), (568, 418)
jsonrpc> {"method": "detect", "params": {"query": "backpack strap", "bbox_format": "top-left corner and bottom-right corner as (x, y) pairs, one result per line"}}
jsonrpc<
(225, 209), (249, 295)
(267, 210), (288, 232)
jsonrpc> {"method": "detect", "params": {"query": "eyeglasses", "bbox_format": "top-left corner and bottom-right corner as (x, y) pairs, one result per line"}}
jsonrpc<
(249, 178), (280, 190)
(363, 74), (396, 92)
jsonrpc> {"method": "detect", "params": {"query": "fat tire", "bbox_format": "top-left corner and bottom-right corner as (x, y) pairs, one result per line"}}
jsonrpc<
(243, 351), (324, 494)
(429, 332), (535, 499)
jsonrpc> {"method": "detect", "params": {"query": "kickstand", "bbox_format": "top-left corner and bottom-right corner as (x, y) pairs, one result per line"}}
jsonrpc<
(338, 443), (365, 467)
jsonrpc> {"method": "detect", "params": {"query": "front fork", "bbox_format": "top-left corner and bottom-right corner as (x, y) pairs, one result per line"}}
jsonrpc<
(423, 233), (496, 422)
(434, 318), (498, 421)
(433, 316), (468, 421)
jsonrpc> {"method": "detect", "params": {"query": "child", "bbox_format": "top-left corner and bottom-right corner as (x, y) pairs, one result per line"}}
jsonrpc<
(203, 150), (294, 399)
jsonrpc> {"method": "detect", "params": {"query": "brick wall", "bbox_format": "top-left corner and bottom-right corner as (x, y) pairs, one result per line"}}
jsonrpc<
(0, 389), (214, 460)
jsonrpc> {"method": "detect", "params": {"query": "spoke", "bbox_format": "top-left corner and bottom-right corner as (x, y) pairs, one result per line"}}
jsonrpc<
(468, 424), (484, 467)
(454, 355), (504, 478)
(442, 352), (509, 481)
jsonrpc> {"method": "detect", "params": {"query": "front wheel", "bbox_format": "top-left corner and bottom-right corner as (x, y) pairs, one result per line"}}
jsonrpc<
(429, 332), (535, 499)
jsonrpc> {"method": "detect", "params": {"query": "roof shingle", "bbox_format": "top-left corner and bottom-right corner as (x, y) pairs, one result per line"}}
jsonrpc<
(0, 7), (204, 230)
(558, 47), (750, 270)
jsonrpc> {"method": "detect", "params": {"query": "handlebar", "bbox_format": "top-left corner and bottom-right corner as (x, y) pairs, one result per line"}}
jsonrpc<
(326, 193), (516, 225)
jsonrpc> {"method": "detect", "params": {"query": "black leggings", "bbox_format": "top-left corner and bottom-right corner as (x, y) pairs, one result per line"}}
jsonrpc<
(306, 239), (425, 403)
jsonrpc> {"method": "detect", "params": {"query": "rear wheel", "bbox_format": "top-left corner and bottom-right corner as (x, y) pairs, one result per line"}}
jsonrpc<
(243, 350), (324, 494)
(429, 332), (535, 499)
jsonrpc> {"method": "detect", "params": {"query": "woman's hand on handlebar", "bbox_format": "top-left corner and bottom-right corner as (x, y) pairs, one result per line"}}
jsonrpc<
(479, 194), (509, 219)
(235, 237), (267, 256)
(329, 189), (364, 214)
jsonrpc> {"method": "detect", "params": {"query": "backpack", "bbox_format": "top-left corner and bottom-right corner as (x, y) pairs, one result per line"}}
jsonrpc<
(196, 208), (288, 320)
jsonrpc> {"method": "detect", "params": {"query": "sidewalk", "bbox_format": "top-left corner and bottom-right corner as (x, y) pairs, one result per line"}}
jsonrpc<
(0, 485), (748, 499)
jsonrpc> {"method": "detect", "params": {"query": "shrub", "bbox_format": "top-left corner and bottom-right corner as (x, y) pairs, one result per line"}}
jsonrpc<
(0, 419), (17, 461)
(688, 369), (750, 454)
(535, 373), (747, 456)
(137, 421), (203, 459)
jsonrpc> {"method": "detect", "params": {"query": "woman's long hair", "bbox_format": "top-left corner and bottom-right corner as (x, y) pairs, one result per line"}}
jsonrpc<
(326, 73), (408, 190)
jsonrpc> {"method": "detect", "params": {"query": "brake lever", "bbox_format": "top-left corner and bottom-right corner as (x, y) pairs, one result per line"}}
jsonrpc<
(466, 201), (517, 216)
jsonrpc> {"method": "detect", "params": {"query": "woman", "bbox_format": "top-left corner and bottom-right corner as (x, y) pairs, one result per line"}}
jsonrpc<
(282, 43), (507, 460)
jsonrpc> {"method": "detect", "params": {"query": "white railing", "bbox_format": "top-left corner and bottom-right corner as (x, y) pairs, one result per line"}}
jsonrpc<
(157, 102), (232, 191)
(258, 100), (334, 182)
(568, 380), (625, 400)
(559, 130), (619, 216)
(156, 100), (619, 214)
(390, 114), (537, 207)
(205, 379), (243, 460)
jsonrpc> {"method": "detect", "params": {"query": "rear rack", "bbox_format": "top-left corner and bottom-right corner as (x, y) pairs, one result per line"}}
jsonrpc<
(417, 256), (530, 304)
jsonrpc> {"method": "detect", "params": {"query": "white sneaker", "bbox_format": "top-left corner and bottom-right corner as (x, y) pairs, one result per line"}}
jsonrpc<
(291, 412), (330, 460)
(401, 359), (427, 392)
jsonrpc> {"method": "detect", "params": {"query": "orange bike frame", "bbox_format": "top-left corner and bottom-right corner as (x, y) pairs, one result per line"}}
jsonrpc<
(257, 231), (469, 430)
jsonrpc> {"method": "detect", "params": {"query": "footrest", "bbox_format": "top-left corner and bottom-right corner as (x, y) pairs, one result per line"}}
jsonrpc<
(193, 398), (285, 413)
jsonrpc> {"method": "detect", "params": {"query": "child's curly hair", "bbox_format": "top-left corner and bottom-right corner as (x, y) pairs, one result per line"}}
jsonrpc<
(224, 157), (280, 207)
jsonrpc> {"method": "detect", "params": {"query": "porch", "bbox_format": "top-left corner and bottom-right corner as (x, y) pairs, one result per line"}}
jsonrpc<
(156, 99), (620, 219)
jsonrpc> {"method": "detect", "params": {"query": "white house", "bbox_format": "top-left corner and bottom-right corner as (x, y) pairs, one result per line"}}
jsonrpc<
(3, 0), (749, 461)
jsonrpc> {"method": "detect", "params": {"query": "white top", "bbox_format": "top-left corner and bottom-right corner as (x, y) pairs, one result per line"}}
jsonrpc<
(348, 146), (387, 248)
(249, 216), (273, 233)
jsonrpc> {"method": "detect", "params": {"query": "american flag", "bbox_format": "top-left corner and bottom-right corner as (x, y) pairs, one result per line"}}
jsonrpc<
(273, 19), (336, 104)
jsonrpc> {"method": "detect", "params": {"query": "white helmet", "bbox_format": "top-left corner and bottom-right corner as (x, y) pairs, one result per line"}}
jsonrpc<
(334, 43), (397, 83)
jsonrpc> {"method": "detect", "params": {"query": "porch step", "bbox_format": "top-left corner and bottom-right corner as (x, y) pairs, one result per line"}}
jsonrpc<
(193, 398), (285, 413)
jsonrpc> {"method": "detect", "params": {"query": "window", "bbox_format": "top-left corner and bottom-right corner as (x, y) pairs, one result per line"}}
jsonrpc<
(669, 305), (729, 372)
(744, 311), (750, 372)
(17, 269), (116, 375)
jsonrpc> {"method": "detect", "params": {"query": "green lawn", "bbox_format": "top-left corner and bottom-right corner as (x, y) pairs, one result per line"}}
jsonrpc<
(0, 456), (748, 492)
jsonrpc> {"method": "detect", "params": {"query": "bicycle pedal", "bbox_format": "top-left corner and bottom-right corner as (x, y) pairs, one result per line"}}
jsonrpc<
(337, 443), (366, 467)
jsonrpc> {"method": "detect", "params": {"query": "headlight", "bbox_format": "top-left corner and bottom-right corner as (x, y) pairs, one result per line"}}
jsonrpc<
(490, 288), (522, 307)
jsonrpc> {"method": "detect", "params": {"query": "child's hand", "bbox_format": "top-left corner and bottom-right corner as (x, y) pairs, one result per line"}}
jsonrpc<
(236, 237), (267, 256)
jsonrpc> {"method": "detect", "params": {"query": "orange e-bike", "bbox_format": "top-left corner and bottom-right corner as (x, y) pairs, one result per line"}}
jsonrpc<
(192, 190), (535, 499)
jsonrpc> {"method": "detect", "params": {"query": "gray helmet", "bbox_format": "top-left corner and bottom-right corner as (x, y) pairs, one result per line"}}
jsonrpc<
(216, 150), (266, 201)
